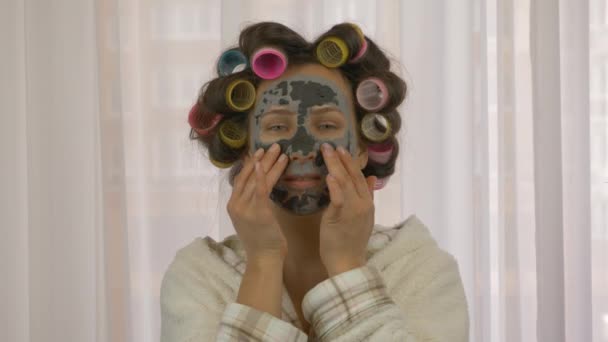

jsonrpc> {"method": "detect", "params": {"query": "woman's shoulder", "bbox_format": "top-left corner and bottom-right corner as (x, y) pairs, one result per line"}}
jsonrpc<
(161, 235), (244, 294)
(160, 235), (247, 321)
(164, 234), (245, 276)
(368, 214), (458, 276)
(367, 214), (437, 258)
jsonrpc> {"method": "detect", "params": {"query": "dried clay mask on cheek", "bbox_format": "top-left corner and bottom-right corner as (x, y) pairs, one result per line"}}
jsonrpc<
(250, 75), (358, 215)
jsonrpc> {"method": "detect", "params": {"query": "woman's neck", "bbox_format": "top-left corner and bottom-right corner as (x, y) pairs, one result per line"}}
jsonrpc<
(271, 204), (325, 270)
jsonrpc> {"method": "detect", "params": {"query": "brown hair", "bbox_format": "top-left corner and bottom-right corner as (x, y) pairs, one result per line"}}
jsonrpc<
(189, 22), (408, 183)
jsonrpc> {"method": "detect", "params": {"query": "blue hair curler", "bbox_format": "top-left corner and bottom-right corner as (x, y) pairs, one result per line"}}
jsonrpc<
(217, 49), (249, 77)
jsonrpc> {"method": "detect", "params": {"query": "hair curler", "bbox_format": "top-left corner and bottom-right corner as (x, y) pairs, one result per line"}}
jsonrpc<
(367, 141), (394, 164)
(188, 105), (223, 137)
(346, 23), (368, 63)
(217, 49), (249, 77)
(316, 36), (349, 68)
(350, 37), (368, 63)
(210, 157), (233, 169)
(251, 47), (287, 79)
(373, 176), (390, 190)
(348, 23), (365, 44)
(356, 77), (389, 112)
(225, 79), (256, 112)
(360, 113), (392, 142)
(219, 119), (247, 148)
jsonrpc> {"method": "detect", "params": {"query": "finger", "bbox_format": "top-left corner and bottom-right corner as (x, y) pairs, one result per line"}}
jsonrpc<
(233, 148), (264, 194)
(337, 146), (369, 198)
(260, 143), (282, 173)
(255, 161), (268, 198)
(326, 173), (345, 212)
(241, 168), (258, 202)
(321, 143), (355, 194)
(266, 153), (289, 188)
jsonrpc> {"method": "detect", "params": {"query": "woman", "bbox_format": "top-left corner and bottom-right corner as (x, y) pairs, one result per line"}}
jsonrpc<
(161, 22), (469, 341)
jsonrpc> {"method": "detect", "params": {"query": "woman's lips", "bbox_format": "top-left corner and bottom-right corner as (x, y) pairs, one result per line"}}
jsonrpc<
(281, 174), (322, 189)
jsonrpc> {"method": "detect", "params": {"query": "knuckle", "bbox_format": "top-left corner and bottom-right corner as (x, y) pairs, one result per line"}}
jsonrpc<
(228, 198), (240, 209)
(241, 212), (253, 222)
(226, 202), (236, 216)
(333, 174), (346, 185)
(366, 203), (375, 214)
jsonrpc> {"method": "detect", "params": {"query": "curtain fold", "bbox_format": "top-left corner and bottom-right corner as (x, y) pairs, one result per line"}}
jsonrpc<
(1, 0), (604, 341)
(530, 0), (567, 339)
(1, 1), (29, 341)
(1, 0), (104, 341)
(558, 1), (593, 341)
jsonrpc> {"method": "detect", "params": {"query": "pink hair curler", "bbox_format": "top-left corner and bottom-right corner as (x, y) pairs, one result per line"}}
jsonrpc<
(373, 176), (390, 190)
(188, 104), (222, 136)
(350, 37), (368, 63)
(251, 47), (287, 80)
(356, 77), (389, 112)
(367, 141), (394, 164)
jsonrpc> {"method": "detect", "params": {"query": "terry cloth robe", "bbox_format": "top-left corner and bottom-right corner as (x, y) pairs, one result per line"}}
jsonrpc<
(160, 214), (469, 341)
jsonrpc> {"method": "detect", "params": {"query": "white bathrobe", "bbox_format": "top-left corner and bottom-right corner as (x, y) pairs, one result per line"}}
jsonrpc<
(160, 215), (469, 341)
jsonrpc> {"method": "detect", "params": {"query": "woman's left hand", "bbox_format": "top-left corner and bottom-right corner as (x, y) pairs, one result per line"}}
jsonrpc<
(319, 143), (377, 277)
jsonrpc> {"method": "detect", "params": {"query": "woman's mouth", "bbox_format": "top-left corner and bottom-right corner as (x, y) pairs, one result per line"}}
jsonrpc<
(282, 174), (322, 189)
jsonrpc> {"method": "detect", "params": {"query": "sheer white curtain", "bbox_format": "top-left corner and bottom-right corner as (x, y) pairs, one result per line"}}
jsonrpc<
(1, 0), (606, 341)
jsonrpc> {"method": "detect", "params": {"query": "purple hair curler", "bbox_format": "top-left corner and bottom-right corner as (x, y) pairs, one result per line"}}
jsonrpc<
(356, 77), (389, 112)
(367, 141), (394, 164)
(251, 47), (287, 80)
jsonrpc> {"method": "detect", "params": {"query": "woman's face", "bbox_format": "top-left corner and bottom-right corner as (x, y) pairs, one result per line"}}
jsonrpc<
(248, 63), (366, 215)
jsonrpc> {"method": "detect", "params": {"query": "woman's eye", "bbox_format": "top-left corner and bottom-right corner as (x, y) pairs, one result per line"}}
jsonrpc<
(268, 124), (287, 131)
(318, 123), (337, 130)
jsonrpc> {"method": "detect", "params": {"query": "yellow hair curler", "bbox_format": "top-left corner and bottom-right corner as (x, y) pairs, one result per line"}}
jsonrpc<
(225, 79), (256, 112)
(360, 113), (392, 142)
(210, 158), (233, 169)
(219, 119), (247, 148)
(316, 36), (349, 68)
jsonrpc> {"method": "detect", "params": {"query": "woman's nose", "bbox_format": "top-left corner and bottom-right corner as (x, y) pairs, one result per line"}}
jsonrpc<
(290, 152), (315, 162)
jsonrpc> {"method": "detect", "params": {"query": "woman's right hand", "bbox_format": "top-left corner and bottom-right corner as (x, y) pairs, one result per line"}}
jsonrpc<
(227, 143), (289, 261)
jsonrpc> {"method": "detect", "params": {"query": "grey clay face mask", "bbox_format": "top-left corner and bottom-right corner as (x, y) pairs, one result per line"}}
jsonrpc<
(249, 75), (358, 215)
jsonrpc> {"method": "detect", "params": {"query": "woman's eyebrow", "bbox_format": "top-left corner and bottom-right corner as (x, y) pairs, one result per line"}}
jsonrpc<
(263, 108), (295, 116)
(258, 106), (343, 119)
(311, 106), (344, 115)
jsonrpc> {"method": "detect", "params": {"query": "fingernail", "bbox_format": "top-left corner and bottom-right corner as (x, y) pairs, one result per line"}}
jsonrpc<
(270, 143), (280, 153)
(278, 154), (287, 162)
(337, 146), (347, 155)
(322, 143), (334, 155)
(254, 148), (264, 159)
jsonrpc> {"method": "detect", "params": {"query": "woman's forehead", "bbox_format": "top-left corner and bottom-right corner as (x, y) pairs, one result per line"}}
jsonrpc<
(259, 78), (340, 105)
(252, 75), (352, 123)
(256, 63), (352, 98)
